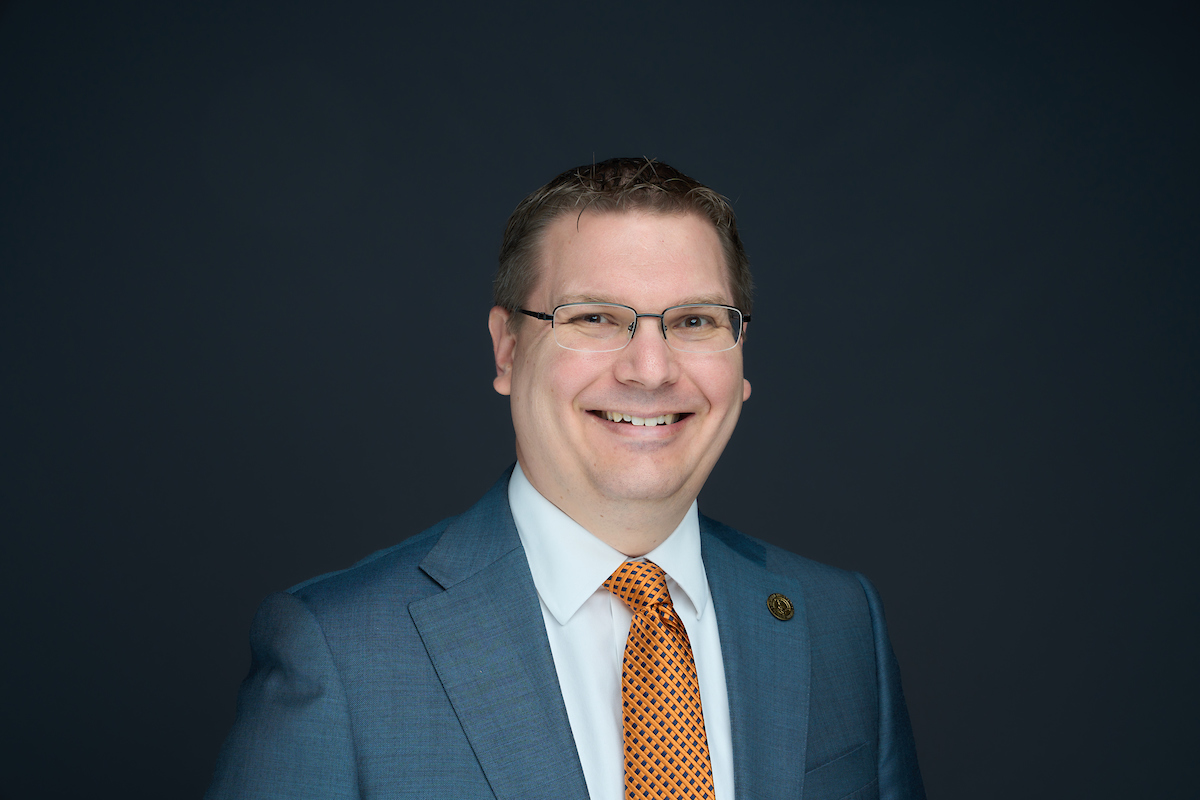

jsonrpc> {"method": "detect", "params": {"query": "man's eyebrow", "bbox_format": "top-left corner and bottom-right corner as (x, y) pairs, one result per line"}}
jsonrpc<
(555, 294), (734, 307)
(674, 295), (734, 307)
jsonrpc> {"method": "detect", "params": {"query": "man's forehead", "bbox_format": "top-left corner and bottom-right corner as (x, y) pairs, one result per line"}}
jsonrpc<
(532, 209), (734, 304)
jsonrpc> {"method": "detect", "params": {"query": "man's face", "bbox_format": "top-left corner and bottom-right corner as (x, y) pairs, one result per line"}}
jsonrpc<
(489, 210), (751, 522)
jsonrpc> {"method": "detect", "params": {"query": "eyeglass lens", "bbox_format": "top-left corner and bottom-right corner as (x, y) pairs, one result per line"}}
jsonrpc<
(551, 303), (742, 353)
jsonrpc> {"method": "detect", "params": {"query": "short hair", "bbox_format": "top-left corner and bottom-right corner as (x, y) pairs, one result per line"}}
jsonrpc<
(494, 157), (753, 322)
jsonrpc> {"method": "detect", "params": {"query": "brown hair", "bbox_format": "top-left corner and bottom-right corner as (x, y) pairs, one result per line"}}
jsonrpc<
(494, 157), (753, 322)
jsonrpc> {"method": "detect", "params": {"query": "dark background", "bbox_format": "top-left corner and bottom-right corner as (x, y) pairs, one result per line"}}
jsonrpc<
(2, 1), (1196, 797)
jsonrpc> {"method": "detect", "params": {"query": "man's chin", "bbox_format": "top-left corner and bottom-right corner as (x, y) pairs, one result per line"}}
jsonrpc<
(588, 467), (695, 507)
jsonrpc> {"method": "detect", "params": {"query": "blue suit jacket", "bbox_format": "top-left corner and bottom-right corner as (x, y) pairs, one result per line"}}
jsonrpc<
(207, 471), (924, 799)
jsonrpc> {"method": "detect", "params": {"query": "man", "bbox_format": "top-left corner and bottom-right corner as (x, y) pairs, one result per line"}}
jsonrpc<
(207, 158), (925, 799)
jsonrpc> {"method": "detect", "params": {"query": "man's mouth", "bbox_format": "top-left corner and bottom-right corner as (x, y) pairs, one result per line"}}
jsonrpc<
(591, 410), (688, 427)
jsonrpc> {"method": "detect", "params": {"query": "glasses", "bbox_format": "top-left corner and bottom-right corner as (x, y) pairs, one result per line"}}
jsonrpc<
(518, 302), (750, 353)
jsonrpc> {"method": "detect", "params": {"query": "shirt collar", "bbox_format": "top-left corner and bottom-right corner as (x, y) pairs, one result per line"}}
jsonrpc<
(508, 462), (710, 625)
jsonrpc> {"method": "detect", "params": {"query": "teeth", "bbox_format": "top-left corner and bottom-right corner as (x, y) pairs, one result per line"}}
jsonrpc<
(601, 411), (681, 425)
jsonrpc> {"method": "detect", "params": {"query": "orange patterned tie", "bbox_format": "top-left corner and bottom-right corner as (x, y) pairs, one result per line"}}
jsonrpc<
(603, 560), (716, 800)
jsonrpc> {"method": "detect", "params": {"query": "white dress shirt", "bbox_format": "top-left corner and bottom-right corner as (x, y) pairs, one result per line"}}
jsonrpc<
(508, 463), (734, 800)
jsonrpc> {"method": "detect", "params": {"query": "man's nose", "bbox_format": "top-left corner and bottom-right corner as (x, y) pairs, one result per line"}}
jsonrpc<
(613, 316), (678, 388)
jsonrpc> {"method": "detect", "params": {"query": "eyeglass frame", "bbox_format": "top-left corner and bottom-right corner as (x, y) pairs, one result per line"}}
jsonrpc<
(517, 302), (751, 353)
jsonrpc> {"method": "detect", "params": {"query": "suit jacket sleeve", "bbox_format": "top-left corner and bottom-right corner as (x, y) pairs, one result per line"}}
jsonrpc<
(206, 592), (359, 800)
(856, 573), (924, 800)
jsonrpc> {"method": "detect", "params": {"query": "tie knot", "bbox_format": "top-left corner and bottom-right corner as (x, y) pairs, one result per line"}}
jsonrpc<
(603, 560), (672, 610)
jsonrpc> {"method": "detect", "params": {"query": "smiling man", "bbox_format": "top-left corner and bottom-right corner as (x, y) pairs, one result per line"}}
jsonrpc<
(207, 159), (925, 800)
(490, 208), (749, 556)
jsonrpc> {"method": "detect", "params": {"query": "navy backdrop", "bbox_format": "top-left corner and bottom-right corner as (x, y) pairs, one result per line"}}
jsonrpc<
(1, 1), (1197, 797)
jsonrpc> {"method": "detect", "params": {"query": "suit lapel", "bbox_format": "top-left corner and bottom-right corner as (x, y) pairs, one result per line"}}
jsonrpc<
(702, 516), (812, 800)
(409, 477), (588, 800)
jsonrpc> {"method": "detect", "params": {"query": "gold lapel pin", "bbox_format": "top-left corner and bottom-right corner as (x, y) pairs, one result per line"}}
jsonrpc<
(767, 593), (794, 621)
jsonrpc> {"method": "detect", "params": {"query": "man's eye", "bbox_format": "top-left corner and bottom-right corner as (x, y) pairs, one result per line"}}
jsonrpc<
(680, 315), (714, 328)
(569, 313), (615, 326)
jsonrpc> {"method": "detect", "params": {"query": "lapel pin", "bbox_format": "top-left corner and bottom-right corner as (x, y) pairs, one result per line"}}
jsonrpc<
(767, 593), (794, 621)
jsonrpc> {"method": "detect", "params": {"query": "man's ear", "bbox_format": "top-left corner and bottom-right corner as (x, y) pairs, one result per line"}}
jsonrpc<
(740, 324), (751, 401)
(488, 306), (516, 396)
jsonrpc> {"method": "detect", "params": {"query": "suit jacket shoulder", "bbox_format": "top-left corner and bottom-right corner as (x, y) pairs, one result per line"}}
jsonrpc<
(284, 520), (448, 615)
(207, 471), (588, 800)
